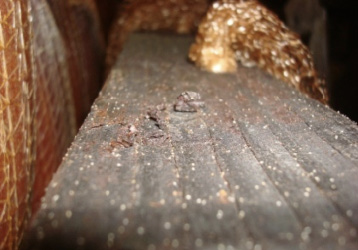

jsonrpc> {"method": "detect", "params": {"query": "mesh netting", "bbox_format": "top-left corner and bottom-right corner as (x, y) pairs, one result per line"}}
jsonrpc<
(1, 0), (104, 248)
(0, 1), (35, 249)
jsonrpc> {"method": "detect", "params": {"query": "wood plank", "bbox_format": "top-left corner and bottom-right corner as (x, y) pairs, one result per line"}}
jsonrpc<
(22, 34), (358, 250)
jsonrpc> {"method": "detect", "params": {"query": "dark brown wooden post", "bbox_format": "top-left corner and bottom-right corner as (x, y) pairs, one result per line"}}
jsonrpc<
(22, 34), (358, 250)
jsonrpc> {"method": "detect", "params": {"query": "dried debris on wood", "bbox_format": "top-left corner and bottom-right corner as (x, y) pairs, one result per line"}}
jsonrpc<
(174, 91), (205, 112)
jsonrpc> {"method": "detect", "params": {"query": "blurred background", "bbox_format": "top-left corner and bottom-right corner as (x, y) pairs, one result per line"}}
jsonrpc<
(262, 0), (358, 122)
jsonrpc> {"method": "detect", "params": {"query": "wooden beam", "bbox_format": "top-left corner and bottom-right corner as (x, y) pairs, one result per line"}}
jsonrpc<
(22, 34), (358, 250)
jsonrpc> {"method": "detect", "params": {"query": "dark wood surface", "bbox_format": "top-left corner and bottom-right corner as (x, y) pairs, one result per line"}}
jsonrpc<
(22, 34), (358, 250)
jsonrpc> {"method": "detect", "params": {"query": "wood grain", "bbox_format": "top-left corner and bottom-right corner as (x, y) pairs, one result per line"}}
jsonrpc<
(22, 34), (358, 250)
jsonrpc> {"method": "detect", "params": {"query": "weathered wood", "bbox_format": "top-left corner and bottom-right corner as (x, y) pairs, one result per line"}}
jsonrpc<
(22, 34), (358, 250)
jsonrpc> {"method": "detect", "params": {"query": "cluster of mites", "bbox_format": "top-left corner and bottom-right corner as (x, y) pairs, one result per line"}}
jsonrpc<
(107, 0), (328, 103)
